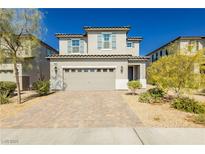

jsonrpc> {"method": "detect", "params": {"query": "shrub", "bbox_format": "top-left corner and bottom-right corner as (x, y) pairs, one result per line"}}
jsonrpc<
(0, 91), (10, 104)
(32, 80), (50, 96)
(171, 97), (205, 114)
(138, 92), (152, 103)
(127, 80), (142, 95)
(0, 81), (16, 96)
(193, 114), (205, 125)
(138, 92), (162, 104)
(148, 87), (166, 98)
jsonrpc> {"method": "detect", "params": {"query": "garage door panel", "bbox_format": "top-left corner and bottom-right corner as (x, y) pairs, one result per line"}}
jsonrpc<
(64, 68), (115, 90)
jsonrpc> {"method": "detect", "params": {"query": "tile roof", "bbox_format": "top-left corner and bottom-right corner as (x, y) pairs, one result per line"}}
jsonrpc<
(46, 54), (149, 61)
(84, 26), (131, 31)
(55, 33), (85, 38)
(127, 37), (143, 41)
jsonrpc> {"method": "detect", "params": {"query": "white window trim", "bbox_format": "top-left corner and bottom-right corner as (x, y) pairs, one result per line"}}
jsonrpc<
(101, 32), (112, 50)
(71, 39), (80, 54)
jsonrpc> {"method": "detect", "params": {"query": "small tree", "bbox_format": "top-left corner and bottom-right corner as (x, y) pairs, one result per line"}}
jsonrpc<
(0, 9), (44, 103)
(127, 80), (142, 95)
(147, 50), (205, 97)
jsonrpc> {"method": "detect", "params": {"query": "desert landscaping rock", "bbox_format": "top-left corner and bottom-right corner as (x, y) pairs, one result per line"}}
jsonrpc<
(122, 93), (205, 128)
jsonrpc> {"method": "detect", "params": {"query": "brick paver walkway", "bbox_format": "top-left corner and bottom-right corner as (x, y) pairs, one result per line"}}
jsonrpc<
(0, 91), (142, 128)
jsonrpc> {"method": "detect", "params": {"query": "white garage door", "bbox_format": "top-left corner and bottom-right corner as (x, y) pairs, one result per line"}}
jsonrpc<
(63, 68), (115, 90)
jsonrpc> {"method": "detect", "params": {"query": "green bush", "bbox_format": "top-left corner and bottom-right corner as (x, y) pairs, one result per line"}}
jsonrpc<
(138, 92), (152, 103)
(32, 80), (50, 96)
(148, 87), (166, 98)
(171, 97), (205, 114)
(193, 114), (205, 125)
(0, 91), (10, 104)
(0, 81), (16, 96)
(138, 92), (162, 104)
(127, 80), (142, 95)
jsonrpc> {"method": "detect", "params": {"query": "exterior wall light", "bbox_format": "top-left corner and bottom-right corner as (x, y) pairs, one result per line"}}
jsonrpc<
(54, 63), (58, 75)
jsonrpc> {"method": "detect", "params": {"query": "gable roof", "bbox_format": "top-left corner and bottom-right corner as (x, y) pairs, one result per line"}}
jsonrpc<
(146, 36), (205, 56)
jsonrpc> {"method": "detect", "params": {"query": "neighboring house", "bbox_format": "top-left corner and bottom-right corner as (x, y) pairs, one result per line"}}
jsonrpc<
(146, 36), (205, 75)
(0, 36), (58, 90)
(146, 36), (205, 63)
(47, 26), (149, 91)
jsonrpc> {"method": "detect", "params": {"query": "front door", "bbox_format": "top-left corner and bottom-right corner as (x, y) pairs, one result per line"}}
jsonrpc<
(128, 67), (133, 81)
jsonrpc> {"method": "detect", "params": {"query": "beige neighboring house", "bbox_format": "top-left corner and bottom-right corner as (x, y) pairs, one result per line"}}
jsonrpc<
(47, 26), (149, 91)
(0, 36), (58, 90)
(146, 36), (205, 63)
(146, 36), (205, 75)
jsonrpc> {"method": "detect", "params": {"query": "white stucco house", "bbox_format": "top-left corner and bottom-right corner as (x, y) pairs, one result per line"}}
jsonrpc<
(47, 26), (149, 91)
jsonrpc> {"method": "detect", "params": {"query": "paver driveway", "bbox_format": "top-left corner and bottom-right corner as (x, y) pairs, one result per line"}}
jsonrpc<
(0, 91), (142, 128)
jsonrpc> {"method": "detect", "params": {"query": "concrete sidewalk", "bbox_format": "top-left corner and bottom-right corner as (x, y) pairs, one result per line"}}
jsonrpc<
(0, 128), (205, 145)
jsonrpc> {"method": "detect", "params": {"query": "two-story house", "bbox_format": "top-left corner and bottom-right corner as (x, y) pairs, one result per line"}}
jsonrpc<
(146, 36), (205, 63)
(0, 35), (58, 90)
(146, 36), (205, 75)
(47, 26), (149, 91)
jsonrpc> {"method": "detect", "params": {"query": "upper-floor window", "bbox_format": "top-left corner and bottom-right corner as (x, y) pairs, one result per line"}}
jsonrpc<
(152, 55), (154, 62)
(68, 39), (84, 54)
(97, 33), (116, 50)
(71, 39), (80, 53)
(196, 40), (199, 51)
(160, 50), (163, 57)
(165, 50), (169, 56)
(127, 42), (133, 48)
(156, 52), (158, 60)
(102, 33), (112, 49)
(188, 40), (198, 52)
(47, 49), (51, 56)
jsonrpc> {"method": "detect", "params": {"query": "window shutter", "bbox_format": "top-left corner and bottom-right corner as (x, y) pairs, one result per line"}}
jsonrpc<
(112, 33), (116, 49)
(132, 42), (134, 48)
(80, 40), (84, 54)
(67, 39), (72, 54)
(97, 34), (102, 49)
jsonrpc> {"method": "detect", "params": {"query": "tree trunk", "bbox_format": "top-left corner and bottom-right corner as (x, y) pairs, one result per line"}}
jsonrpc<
(13, 62), (21, 104)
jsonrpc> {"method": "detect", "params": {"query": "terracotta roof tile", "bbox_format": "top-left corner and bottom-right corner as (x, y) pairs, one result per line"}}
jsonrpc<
(46, 54), (149, 61)
(55, 33), (85, 38)
(84, 26), (131, 31)
(127, 37), (143, 41)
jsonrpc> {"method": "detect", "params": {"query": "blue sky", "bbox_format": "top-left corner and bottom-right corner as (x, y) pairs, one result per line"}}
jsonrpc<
(41, 8), (205, 56)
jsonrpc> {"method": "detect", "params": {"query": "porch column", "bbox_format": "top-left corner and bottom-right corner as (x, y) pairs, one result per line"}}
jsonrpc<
(139, 63), (147, 88)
